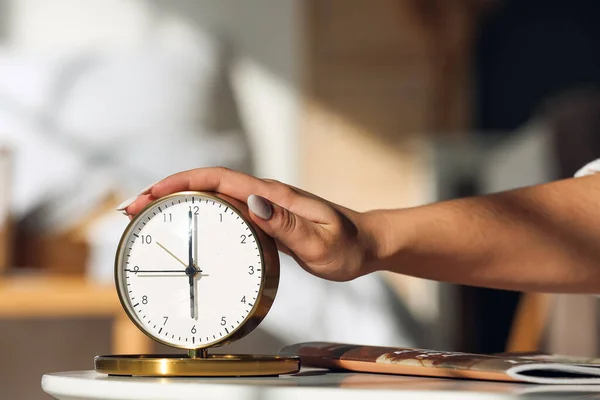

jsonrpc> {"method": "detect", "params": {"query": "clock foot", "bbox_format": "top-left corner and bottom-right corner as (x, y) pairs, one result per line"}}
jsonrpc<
(188, 348), (208, 358)
(94, 354), (300, 377)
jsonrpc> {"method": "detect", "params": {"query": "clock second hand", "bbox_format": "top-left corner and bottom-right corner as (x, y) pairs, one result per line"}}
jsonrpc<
(156, 242), (187, 268)
(155, 242), (209, 277)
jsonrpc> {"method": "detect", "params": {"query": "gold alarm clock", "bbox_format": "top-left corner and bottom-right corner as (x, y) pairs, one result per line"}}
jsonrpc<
(94, 191), (300, 376)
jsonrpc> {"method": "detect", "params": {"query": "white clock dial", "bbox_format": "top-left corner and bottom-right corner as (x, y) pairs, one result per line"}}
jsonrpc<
(116, 193), (264, 349)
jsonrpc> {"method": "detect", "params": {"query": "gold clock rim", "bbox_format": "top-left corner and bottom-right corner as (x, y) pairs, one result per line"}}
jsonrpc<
(94, 354), (300, 377)
(114, 191), (280, 351)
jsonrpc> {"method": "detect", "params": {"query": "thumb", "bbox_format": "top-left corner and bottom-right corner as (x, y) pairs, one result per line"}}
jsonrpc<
(247, 194), (318, 253)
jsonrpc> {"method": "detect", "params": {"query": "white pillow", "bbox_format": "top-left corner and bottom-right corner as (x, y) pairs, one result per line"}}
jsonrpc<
(0, 49), (85, 220)
(0, 30), (250, 229)
(0, 48), (71, 115)
(55, 46), (223, 143)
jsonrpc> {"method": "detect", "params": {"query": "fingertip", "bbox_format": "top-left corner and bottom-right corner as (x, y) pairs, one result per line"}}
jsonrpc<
(116, 195), (138, 212)
(123, 194), (155, 216)
(148, 178), (186, 199)
(139, 179), (162, 196)
(248, 194), (273, 220)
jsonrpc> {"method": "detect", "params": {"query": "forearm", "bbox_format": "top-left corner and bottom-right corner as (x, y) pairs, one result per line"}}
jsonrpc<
(363, 175), (600, 293)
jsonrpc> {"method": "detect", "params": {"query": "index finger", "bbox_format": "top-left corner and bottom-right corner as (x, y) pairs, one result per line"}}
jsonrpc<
(125, 167), (331, 223)
(154, 167), (268, 200)
(126, 167), (268, 215)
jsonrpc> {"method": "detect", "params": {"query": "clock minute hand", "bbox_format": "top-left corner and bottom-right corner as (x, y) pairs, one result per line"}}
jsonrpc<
(187, 210), (195, 319)
(193, 213), (199, 272)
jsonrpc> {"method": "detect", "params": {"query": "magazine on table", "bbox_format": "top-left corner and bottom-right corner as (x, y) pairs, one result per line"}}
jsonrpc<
(280, 342), (600, 385)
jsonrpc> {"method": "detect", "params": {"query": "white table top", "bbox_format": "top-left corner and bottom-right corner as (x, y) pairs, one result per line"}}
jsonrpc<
(41, 369), (600, 400)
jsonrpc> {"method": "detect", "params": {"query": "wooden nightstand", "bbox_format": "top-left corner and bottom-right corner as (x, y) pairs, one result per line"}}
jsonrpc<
(0, 274), (153, 354)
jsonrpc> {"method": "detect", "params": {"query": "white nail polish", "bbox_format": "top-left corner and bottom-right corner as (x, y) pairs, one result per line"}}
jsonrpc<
(116, 196), (138, 211)
(247, 195), (272, 220)
(139, 180), (161, 195)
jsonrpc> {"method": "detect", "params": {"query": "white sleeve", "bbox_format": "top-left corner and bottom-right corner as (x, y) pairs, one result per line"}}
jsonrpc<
(574, 159), (600, 178)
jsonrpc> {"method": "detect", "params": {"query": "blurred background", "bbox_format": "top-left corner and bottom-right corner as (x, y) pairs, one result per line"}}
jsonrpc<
(1, 0), (600, 398)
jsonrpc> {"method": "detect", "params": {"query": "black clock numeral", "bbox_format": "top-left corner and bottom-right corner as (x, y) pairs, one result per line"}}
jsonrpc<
(240, 234), (247, 244)
(248, 266), (254, 275)
(163, 316), (169, 325)
(191, 325), (197, 334)
(189, 206), (199, 215)
(140, 235), (152, 244)
(241, 296), (246, 304)
(163, 213), (172, 223)
(133, 266), (139, 274)
(219, 213), (223, 222)
(142, 295), (148, 304)
(221, 316), (227, 326)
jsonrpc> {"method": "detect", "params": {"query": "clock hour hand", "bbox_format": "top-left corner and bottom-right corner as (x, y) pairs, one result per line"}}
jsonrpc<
(125, 269), (185, 273)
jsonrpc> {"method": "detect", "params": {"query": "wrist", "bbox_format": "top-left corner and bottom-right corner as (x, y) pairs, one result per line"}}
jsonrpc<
(358, 209), (402, 274)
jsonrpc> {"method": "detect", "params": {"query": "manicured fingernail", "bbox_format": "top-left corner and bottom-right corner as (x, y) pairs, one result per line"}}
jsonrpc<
(247, 195), (272, 220)
(121, 211), (129, 217)
(116, 196), (138, 211)
(139, 180), (161, 195)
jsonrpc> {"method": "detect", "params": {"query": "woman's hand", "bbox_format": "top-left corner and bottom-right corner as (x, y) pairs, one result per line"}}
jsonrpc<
(116, 166), (600, 293)
(117, 167), (384, 281)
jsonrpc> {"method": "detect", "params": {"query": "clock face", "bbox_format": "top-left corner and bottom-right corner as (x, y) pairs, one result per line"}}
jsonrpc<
(116, 192), (265, 349)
